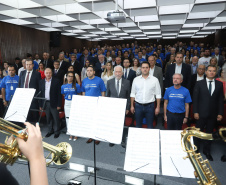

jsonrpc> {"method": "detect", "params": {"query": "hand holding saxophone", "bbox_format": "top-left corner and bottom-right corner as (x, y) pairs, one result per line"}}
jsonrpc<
(16, 122), (44, 162)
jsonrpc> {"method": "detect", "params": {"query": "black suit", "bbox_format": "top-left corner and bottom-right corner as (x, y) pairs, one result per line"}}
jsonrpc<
(39, 78), (62, 134)
(95, 61), (106, 77)
(165, 63), (191, 89)
(193, 79), (224, 153)
(79, 55), (93, 70)
(41, 59), (53, 69)
(70, 60), (81, 75)
(53, 69), (65, 85)
(19, 70), (41, 122)
(190, 74), (205, 99)
(123, 68), (136, 87)
(14, 63), (22, 75)
(59, 61), (69, 72)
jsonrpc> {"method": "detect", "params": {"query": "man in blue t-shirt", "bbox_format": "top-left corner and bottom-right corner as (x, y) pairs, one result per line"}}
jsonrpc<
(81, 65), (106, 145)
(163, 73), (192, 130)
(1, 65), (19, 107)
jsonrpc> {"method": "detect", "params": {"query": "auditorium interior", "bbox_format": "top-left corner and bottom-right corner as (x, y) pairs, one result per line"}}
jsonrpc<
(1, 0), (226, 185)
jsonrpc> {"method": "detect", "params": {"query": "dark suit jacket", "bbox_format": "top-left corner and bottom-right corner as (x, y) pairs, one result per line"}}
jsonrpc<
(79, 55), (93, 69)
(123, 69), (136, 87)
(39, 78), (61, 108)
(153, 66), (163, 95)
(19, 70), (41, 95)
(70, 60), (81, 75)
(106, 78), (131, 110)
(216, 55), (225, 67)
(59, 61), (70, 72)
(41, 59), (53, 69)
(95, 61), (106, 78)
(14, 63), (22, 75)
(53, 69), (65, 85)
(190, 74), (206, 98)
(193, 79), (224, 119)
(165, 63), (191, 89)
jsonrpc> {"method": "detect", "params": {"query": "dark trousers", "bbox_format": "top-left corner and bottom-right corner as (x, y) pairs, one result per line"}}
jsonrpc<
(45, 101), (60, 134)
(167, 112), (185, 130)
(194, 117), (216, 154)
(0, 98), (4, 118)
(135, 102), (155, 128)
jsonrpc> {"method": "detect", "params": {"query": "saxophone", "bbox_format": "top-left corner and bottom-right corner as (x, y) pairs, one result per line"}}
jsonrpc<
(181, 127), (226, 185)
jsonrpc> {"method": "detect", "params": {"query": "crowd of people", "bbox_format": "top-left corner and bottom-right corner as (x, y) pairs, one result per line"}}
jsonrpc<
(0, 40), (226, 162)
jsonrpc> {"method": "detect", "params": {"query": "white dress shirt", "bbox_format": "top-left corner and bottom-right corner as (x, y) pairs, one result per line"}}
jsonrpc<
(149, 66), (155, 76)
(45, 78), (52, 100)
(115, 78), (122, 94)
(130, 75), (161, 103)
(197, 74), (204, 81)
(206, 78), (215, 96)
(24, 70), (33, 88)
(175, 64), (182, 74)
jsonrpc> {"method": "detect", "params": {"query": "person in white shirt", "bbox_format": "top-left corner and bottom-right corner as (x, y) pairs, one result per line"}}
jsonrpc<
(106, 51), (112, 63)
(18, 59), (26, 76)
(81, 60), (90, 81)
(101, 61), (114, 89)
(130, 61), (161, 128)
(198, 49), (211, 67)
(34, 53), (41, 64)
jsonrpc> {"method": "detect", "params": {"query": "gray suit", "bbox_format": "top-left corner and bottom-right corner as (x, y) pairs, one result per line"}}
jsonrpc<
(106, 78), (131, 111)
(153, 66), (163, 95)
(215, 55), (225, 67)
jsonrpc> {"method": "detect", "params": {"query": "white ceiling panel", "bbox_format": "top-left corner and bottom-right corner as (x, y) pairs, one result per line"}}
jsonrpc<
(0, 0), (225, 40)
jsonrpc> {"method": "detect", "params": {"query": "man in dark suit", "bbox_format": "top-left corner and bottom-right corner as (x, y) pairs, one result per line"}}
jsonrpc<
(190, 64), (205, 98)
(95, 54), (106, 77)
(58, 52), (69, 72)
(113, 57), (123, 69)
(193, 65), (224, 161)
(214, 47), (225, 67)
(123, 59), (136, 87)
(70, 54), (81, 75)
(79, 49), (93, 71)
(148, 56), (163, 94)
(165, 52), (191, 89)
(41, 52), (53, 69)
(14, 57), (22, 75)
(53, 60), (65, 85)
(19, 59), (41, 123)
(107, 65), (131, 147)
(39, 68), (62, 138)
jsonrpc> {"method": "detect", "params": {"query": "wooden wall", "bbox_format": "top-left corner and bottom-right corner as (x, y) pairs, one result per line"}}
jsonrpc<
(0, 21), (97, 64)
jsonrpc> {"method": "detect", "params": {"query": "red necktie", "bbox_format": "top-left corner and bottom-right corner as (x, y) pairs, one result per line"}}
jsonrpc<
(25, 72), (30, 88)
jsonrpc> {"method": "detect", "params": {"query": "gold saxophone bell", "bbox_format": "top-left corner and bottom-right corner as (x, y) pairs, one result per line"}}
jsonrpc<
(0, 117), (72, 166)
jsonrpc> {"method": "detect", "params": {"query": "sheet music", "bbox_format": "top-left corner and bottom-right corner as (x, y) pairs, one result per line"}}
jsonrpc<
(68, 95), (98, 138)
(160, 130), (195, 178)
(124, 128), (160, 175)
(94, 96), (127, 144)
(5, 88), (36, 122)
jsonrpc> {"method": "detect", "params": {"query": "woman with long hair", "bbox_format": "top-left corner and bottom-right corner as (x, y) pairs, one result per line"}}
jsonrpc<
(81, 60), (90, 81)
(101, 61), (114, 89)
(61, 71), (81, 141)
(63, 65), (81, 85)
(130, 58), (141, 76)
(38, 62), (45, 79)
